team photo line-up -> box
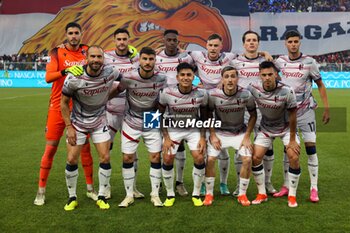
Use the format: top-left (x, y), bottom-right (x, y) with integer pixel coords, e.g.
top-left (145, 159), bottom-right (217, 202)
top-left (33, 21), bottom-right (330, 211)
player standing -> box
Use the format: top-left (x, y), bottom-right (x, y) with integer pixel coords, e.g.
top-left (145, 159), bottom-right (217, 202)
top-left (104, 28), bottom-right (143, 199)
top-left (34, 22), bottom-right (97, 206)
top-left (189, 33), bottom-right (237, 195)
top-left (274, 30), bottom-right (330, 202)
top-left (204, 66), bottom-right (257, 206)
top-left (61, 45), bottom-right (120, 210)
top-left (249, 61), bottom-right (301, 208)
top-left (156, 29), bottom-right (194, 196)
top-left (115, 47), bottom-right (166, 208)
top-left (159, 62), bottom-right (207, 207)
top-left (230, 30), bottom-right (277, 195)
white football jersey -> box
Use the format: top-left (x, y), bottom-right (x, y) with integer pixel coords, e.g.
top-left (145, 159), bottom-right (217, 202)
top-left (156, 50), bottom-right (194, 86)
top-left (104, 49), bottom-right (139, 116)
top-left (62, 66), bottom-right (121, 131)
top-left (190, 51), bottom-right (237, 90)
top-left (208, 87), bottom-right (255, 134)
top-left (275, 54), bottom-right (321, 116)
top-left (248, 82), bottom-right (297, 136)
top-left (230, 54), bottom-right (265, 88)
top-left (120, 70), bottom-right (167, 131)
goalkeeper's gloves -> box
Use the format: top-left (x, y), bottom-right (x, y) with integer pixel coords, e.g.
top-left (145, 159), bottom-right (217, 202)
top-left (61, 65), bottom-right (84, 76)
top-left (128, 45), bottom-right (138, 59)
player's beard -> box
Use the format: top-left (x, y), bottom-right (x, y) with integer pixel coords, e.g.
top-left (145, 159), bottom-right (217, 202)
top-left (208, 51), bottom-right (219, 61)
top-left (68, 39), bottom-right (80, 47)
top-left (263, 80), bottom-right (275, 91)
top-left (88, 62), bottom-right (103, 73)
top-left (140, 64), bottom-right (154, 73)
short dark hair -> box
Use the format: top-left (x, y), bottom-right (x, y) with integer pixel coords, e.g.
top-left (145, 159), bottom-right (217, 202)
top-left (139, 47), bottom-right (156, 56)
top-left (221, 66), bottom-right (238, 77)
top-left (242, 30), bottom-right (260, 43)
top-left (177, 62), bottom-right (196, 73)
top-left (65, 22), bottom-right (82, 32)
top-left (285, 30), bottom-right (302, 40)
top-left (113, 28), bottom-right (130, 37)
top-left (207, 33), bottom-right (222, 41)
top-left (259, 61), bottom-right (277, 72)
top-left (164, 29), bottom-right (178, 36)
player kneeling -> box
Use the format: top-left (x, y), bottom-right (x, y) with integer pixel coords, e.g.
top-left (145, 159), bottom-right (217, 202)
top-left (204, 66), bottom-right (257, 206)
top-left (159, 62), bottom-right (207, 207)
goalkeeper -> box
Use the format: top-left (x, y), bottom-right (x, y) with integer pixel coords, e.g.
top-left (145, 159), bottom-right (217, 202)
top-left (34, 22), bottom-right (98, 206)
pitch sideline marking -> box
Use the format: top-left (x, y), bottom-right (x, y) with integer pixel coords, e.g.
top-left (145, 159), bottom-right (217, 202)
top-left (0, 92), bottom-right (50, 100)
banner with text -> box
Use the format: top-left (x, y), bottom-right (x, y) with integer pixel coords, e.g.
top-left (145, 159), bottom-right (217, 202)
top-left (251, 12), bottom-right (350, 55)
top-left (1, 71), bottom-right (349, 88)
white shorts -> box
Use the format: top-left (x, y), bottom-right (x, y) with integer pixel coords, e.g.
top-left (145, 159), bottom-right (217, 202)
top-left (121, 121), bottom-right (161, 154)
top-left (297, 108), bottom-right (316, 143)
top-left (167, 129), bottom-right (201, 155)
top-left (106, 112), bottom-right (123, 141)
top-left (207, 132), bottom-right (252, 157)
top-left (71, 125), bottom-right (111, 146)
top-left (254, 129), bottom-right (300, 148)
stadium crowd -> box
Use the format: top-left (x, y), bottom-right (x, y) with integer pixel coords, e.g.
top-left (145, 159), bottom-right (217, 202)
top-left (248, 0), bottom-right (350, 12)
top-left (1, 0), bottom-right (349, 72)
top-left (0, 52), bottom-right (47, 71)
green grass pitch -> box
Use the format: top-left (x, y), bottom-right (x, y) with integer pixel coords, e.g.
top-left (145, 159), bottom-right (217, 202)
top-left (0, 88), bottom-right (349, 233)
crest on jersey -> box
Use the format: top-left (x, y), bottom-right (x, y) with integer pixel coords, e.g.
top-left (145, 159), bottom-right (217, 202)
top-left (191, 98), bottom-right (197, 105)
top-left (299, 64), bottom-right (304, 70)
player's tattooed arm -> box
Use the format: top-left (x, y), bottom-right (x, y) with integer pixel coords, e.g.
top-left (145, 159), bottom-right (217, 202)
top-left (241, 108), bottom-right (257, 153)
top-left (208, 109), bottom-right (221, 151)
top-left (315, 79), bottom-right (330, 124)
top-left (286, 107), bottom-right (300, 155)
top-left (198, 106), bottom-right (208, 154)
top-left (61, 94), bottom-right (76, 146)
top-left (158, 102), bottom-right (174, 155)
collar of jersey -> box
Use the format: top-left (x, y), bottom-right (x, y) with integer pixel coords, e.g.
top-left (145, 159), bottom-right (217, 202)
top-left (288, 52), bottom-right (303, 61)
top-left (177, 84), bottom-right (192, 95)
